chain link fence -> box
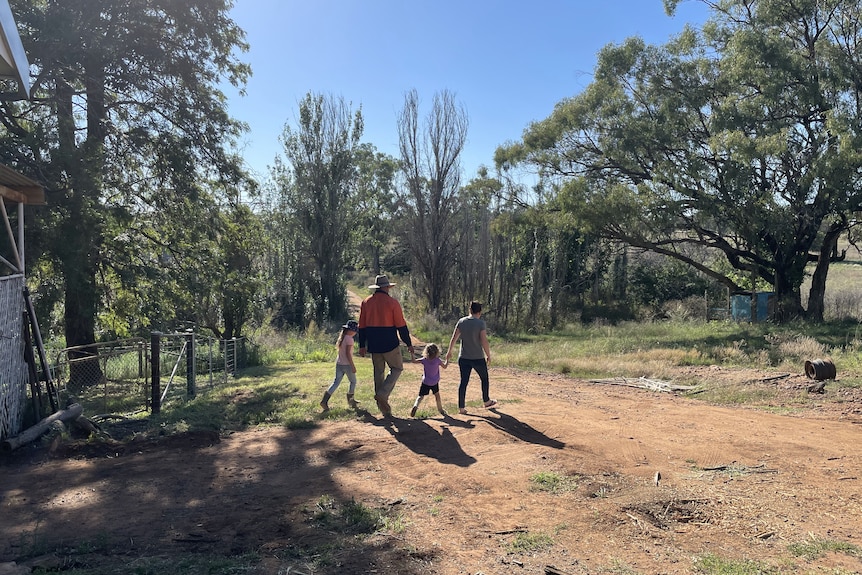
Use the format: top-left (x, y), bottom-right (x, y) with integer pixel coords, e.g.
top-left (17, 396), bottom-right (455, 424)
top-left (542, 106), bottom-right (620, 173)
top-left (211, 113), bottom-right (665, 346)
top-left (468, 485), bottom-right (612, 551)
top-left (0, 274), bottom-right (27, 440)
top-left (51, 334), bottom-right (248, 419)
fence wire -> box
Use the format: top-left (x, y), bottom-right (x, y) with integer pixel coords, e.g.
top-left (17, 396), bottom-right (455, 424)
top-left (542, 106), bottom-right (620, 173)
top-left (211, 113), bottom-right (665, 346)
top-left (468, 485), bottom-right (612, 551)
top-left (0, 275), bottom-right (27, 440)
top-left (50, 334), bottom-right (247, 419)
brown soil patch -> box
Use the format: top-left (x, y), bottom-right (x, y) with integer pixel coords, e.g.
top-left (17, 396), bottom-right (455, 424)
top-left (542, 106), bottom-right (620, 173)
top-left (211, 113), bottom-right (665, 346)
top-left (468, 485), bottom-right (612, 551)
top-left (2, 365), bottom-right (862, 574)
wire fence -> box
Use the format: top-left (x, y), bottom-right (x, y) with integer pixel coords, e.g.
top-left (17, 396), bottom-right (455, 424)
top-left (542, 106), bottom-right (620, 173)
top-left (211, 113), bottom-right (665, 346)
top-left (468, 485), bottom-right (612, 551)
top-left (51, 334), bottom-right (248, 418)
top-left (0, 274), bottom-right (27, 440)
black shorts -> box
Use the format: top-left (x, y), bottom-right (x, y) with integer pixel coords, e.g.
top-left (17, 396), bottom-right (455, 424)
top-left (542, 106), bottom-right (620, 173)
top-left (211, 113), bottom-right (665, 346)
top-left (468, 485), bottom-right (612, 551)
top-left (418, 383), bottom-right (440, 396)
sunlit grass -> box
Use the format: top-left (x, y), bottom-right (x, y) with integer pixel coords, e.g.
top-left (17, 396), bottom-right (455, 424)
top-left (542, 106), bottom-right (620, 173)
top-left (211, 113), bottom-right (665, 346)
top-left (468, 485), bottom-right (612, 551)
top-left (529, 471), bottom-right (580, 494)
top-left (788, 536), bottom-right (862, 560)
top-left (693, 553), bottom-right (780, 574)
top-left (505, 530), bottom-right (554, 554)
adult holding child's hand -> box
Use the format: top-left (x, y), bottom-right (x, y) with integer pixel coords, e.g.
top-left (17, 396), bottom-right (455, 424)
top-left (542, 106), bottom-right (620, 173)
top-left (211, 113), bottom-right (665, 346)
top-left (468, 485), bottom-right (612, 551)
top-left (357, 275), bottom-right (414, 417)
top-left (446, 301), bottom-right (496, 415)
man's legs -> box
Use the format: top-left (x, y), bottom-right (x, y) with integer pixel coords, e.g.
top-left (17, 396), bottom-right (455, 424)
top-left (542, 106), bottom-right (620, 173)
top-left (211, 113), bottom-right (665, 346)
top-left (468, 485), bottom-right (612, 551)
top-left (379, 347), bottom-right (404, 398)
top-left (371, 353), bottom-right (389, 414)
top-left (372, 348), bottom-right (403, 415)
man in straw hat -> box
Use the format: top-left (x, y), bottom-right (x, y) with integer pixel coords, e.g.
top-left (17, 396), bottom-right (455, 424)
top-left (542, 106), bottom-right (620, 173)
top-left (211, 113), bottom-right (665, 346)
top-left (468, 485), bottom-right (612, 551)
top-left (357, 275), bottom-right (414, 416)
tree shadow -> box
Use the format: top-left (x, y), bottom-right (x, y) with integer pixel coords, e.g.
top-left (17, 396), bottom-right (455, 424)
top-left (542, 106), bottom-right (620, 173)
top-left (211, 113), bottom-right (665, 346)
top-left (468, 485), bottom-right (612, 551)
top-left (362, 413), bottom-right (476, 467)
top-left (476, 408), bottom-right (566, 449)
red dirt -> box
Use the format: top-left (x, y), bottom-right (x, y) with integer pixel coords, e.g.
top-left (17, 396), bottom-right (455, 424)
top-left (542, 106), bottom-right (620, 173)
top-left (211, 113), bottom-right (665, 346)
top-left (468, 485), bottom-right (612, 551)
top-left (2, 364), bottom-right (862, 574)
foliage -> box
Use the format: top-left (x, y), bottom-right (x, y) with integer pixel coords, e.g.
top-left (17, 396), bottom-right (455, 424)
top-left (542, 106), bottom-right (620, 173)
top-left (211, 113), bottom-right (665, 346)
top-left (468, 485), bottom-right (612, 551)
top-left (628, 253), bottom-right (718, 317)
top-left (2, 0), bottom-right (255, 347)
top-left (352, 143), bottom-right (400, 274)
top-left (501, 0), bottom-right (862, 323)
top-left (397, 89), bottom-right (468, 313)
top-left (268, 92), bottom-right (363, 327)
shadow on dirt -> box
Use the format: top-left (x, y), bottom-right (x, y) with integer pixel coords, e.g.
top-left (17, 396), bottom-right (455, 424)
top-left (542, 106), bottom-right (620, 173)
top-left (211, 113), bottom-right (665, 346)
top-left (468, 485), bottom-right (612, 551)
top-left (477, 408), bottom-right (566, 449)
top-left (362, 412), bottom-right (477, 467)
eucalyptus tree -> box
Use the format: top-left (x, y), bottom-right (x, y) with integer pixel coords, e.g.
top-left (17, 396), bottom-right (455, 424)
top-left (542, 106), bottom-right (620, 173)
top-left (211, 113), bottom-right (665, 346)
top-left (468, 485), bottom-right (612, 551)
top-left (397, 89), bottom-right (468, 313)
top-left (0, 0), bottom-right (252, 383)
top-left (273, 92), bottom-right (363, 326)
top-left (499, 0), bottom-right (862, 322)
top-left (353, 143), bottom-right (399, 275)
top-left (456, 168), bottom-right (500, 309)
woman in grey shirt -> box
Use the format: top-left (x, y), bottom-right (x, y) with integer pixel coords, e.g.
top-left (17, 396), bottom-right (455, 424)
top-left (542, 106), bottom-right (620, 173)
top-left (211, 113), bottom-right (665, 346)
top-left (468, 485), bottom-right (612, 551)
top-left (446, 301), bottom-right (497, 414)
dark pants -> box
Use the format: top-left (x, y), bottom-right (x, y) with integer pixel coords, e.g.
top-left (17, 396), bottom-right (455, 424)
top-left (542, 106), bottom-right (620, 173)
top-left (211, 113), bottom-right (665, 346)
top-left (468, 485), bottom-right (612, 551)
top-left (458, 357), bottom-right (490, 408)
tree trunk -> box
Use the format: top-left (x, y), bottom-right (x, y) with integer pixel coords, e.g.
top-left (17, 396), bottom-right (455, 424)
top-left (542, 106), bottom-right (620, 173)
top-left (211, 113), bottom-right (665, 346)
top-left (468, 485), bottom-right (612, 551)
top-left (772, 265), bottom-right (805, 322)
top-left (806, 223), bottom-right (843, 322)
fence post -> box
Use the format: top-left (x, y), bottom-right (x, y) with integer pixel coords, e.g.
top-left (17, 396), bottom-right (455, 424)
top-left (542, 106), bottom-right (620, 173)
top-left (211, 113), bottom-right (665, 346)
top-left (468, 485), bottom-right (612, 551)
top-left (151, 332), bottom-right (161, 414)
top-left (233, 338), bottom-right (238, 374)
top-left (186, 332), bottom-right (196, 399)
top-left (208, 337), bottom-right (213, 389)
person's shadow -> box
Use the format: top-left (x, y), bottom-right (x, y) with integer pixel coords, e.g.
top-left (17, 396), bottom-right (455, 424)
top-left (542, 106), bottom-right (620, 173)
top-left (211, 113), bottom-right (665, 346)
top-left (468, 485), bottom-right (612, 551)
top-left (363, 412), bottom-right (476, 467)
top-left (476, 408), bottom-right (566, 449)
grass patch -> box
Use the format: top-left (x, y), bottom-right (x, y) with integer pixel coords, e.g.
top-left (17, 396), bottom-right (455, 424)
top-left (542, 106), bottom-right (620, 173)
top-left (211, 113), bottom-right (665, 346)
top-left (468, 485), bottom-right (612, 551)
top-left (312, 496), bottom-right (403, 536)
top-left (788, 537), bottom-right (862, 560)
top-left (694, 553), bottom-right (780, 574)
top-left (505, 531), bottom-right (554, 554)
top-left (529, 471), bottom-right (579, 494)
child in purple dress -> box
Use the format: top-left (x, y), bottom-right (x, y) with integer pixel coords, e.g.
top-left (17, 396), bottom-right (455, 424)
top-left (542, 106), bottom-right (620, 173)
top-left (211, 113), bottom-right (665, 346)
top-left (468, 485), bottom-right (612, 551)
top-left (410, 343), bottom-right (449, 417)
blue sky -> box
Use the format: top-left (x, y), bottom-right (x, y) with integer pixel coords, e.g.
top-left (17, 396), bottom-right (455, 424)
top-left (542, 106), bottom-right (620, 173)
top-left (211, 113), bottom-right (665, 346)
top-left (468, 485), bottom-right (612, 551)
top-left (225, 0), bottom-right (711, 181)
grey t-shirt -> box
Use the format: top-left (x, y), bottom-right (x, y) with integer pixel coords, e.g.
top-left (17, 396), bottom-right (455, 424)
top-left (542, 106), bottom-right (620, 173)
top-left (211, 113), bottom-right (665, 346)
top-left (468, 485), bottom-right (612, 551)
top-left (456, 315), bottom-right (486, 360)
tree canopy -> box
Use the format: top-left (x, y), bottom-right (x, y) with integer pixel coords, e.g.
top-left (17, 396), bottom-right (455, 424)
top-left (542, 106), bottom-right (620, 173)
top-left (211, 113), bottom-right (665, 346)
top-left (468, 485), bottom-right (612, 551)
top-left (499, 0), bottom-right (862, 322)
top-left (0, 0), bottom-right (256, 354)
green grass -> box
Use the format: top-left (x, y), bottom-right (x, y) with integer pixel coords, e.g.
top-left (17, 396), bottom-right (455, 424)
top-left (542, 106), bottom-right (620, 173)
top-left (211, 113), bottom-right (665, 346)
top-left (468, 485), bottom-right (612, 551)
top-left (129, 317), bottom-right (862, 434)
top-left (529, 471), bottom-right (580, 494)
top-left (493, 319), bottom-right (862, 374)
top-left (788, 537), bottom-right (862, 560)
top-left (505, 531), bottom-right (554, 554)
top-left (694, 553), bottom-right (780, 574)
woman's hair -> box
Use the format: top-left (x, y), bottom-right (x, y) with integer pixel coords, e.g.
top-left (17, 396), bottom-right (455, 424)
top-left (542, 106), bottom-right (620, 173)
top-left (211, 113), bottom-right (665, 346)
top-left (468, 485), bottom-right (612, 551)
top-left (470, 301), bottom-right (482, 314)
top-left (423, 343), bottom-right (440, 359)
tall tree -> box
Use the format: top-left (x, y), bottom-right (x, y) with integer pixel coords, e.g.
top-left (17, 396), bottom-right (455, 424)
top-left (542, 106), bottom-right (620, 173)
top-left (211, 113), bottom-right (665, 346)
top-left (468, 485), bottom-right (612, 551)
top-left (273, 92), bottom-right (363, 326)
top-left (353, 143), bottom-right (399, 275)
top-left (397, 89), bottom-right (468, 313)
top-left (456, 168), bottom-right (500, 311)
top-left (500, 0), bottom-right (862, 322)
top-left (0, 0), bottom-right (251, 381)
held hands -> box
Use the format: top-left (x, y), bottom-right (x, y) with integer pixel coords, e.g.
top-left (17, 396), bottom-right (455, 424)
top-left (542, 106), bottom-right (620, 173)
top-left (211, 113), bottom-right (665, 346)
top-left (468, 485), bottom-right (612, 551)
top-left (359, 347), bottom-right (366, 358)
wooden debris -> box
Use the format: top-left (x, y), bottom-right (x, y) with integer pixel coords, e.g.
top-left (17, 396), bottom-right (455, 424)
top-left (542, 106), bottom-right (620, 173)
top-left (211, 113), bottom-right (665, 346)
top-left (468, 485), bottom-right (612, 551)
top-left (759, 374), bottom-right (791, 383)
top-left (587, 377), bottom-right (695, 393)
top-left (545, 566), bottom-right (576, 575)
top-left (1, 403), bottom-right (83, 451)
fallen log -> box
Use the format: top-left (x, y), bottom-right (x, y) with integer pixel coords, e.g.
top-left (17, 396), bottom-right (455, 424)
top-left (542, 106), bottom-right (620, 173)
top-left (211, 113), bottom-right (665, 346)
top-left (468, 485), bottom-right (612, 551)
top-left (1, 403), bottom-right (83, 452)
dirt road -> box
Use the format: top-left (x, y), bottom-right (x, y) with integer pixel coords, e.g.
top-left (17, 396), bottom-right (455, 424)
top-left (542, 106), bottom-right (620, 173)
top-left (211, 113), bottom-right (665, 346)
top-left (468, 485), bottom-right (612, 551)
top-left (2, 365), bottom-right (861, 574)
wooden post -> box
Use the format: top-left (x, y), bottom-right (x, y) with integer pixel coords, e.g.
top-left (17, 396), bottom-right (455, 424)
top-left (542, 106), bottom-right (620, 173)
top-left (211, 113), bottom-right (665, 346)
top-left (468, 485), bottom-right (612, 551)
top-left (185, 332), bottom-right (196, 399)
top-left (150, 332), bottom-right (161, 414)
top-left (23, 287), bottom-right (57, 411)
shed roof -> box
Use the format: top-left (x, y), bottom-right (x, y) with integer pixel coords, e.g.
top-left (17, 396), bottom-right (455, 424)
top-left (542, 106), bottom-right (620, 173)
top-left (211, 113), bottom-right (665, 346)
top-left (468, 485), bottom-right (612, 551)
top-left (0, 0), bottom-right (30, 99)
top-left (0, 163), bottom-right (45, 205)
